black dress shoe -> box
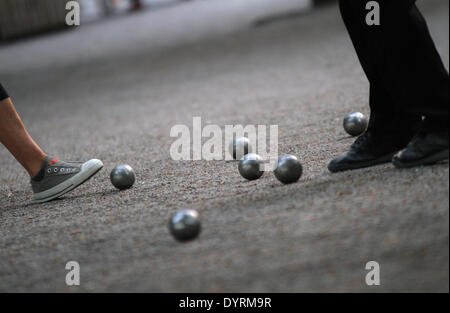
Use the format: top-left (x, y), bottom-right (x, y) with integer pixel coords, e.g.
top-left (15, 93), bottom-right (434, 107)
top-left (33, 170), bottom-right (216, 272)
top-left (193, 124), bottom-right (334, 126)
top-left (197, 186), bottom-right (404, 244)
top-left (328, 130), bottom-right (410, 173)
top-left (392, 129), bottom-right (449, 168)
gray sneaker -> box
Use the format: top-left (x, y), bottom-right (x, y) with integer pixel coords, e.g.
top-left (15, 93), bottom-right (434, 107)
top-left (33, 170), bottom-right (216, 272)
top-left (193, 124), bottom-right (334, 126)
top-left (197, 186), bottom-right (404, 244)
top-left (31, 157), bottom-right (104, 203)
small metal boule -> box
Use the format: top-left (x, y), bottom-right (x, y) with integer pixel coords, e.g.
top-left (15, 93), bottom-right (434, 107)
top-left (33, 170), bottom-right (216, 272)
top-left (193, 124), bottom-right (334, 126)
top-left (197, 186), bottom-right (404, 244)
top-left (274, 154), bottom-right (303, 184)
top-left (343, 112), bottom-right (368, 137)
top-left (238, 153), bottom-right (264, 181)
top-left (229, 137), bottom-right (251, 160)
top-left (169, 209), bottom-right (201, 242)
top-left (110, 165), bottom-right (135, 190)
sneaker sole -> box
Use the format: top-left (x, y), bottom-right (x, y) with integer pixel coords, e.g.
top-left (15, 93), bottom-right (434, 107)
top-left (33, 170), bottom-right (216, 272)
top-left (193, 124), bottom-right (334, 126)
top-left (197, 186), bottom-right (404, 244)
top-left (33, 159), bottom-right (104, 204)
top-left (329, 153), bottom-right (395, 173)
top-left (392, 149), bottom-right (449, 169)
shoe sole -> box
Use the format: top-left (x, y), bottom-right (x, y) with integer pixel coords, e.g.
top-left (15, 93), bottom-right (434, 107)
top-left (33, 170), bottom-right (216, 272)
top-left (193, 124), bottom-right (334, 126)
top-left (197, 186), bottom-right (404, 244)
top-left (392, 149), bottom-right (449, 169)
top-left (329, 153), bottom-right (395, 173)
top-left (33, 159), bottom-right (104, 204)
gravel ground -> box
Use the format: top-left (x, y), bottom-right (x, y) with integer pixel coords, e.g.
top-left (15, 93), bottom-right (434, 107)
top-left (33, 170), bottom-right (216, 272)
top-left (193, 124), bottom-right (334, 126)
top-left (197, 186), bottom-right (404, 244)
top-left (0, 0), bottom-right (448, 292)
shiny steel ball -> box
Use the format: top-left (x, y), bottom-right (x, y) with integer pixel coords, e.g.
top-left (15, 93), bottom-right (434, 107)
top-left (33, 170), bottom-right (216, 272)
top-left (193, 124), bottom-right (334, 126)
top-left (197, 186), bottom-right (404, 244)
top-left (110, 165), bottom-right (135, 190)
top-left (274, 154), bottom-right (303, 184)
top-left (229, 137), bottom-right (251, 160)
top-left (168, 209), bottom-right (201, 242)
top-left (238, 153), bottom-right (264, 181)
top-left (343, 112), bottom-right (368, 137)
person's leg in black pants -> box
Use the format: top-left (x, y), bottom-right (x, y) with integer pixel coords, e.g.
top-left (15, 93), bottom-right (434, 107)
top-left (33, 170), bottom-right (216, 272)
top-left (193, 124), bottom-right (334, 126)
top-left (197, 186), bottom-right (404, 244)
top-left (377, 2), bottom-right (449, 123)
top-left (0, 82), bottom-right (8, 101)
top-left (329, 0), bottom-right (449, 172)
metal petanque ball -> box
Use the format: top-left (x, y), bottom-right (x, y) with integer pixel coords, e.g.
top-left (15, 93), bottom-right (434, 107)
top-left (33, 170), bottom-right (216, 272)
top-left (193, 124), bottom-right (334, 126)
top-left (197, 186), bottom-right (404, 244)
top-left (229, 137), bottom-right (251, 160)
top-left (169, 209), bottom-right (201, 242)
top-left (110, 165), bottom-right (135, 190)
top-left (274, 154), bottom-right (303, 184)
top-left (238, 153), bottom-right (264, 181)
top-left (343, 112), bottom-right (368, 137)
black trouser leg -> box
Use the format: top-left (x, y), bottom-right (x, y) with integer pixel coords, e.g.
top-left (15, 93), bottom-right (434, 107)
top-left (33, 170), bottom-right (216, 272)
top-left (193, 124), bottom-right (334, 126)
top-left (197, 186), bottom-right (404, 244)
top-left (339, 0), bottom-right (449, 131)
top-left (0, 83), bottom-right (9, 101)
top-left (339, 0), bottom-right (414, 132)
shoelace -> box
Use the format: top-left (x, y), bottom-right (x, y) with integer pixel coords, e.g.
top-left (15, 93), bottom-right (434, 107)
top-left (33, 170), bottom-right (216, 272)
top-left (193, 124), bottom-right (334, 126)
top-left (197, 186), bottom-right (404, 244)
top-left (351, 131), bottom-right (371, 149)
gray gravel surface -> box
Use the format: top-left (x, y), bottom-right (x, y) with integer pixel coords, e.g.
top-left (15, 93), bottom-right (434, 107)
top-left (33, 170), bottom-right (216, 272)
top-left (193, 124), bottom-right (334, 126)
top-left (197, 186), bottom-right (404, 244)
top-left (0, 0), bottom-right (448, 292)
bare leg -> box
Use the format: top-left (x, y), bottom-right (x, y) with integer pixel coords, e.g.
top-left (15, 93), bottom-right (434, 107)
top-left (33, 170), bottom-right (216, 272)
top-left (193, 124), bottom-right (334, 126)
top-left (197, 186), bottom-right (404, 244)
top-left (0, 97), bottom-right (47, 177)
